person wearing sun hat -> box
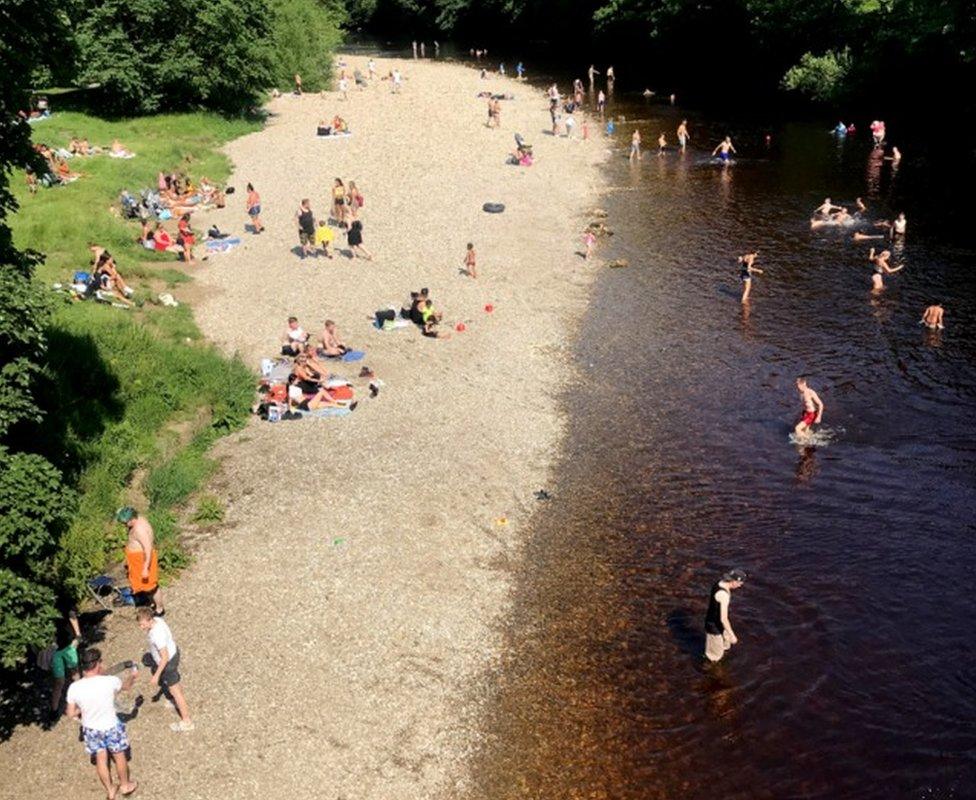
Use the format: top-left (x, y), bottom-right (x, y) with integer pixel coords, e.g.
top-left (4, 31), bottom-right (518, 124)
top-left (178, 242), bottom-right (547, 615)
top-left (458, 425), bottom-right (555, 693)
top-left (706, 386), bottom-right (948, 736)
top-left (704, 568), bottom-right (746, 663)
top-left (117, 506), bottom-right (164, 615)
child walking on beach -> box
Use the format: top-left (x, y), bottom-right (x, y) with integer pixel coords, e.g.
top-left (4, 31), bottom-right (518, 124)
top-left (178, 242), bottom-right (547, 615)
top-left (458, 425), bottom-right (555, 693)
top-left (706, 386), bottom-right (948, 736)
top-left (246, 183), bottom-right (264, 234)
top-left (583, 230), bottom-right (596, 260)
top-left (464, 243), bottom-right (477, 278)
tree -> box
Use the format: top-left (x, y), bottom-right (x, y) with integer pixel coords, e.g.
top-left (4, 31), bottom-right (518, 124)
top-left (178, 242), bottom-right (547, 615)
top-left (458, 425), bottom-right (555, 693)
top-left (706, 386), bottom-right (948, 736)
top-left (75, 0), bottom-right (276, 115)
top-left (269, 0), bottom-right (346, 92)
top-left (0, 0), bottom-right (77, 666)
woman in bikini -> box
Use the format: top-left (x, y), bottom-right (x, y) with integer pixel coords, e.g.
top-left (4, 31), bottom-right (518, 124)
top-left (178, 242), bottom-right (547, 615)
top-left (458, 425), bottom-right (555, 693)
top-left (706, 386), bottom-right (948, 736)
top-left (868, 247), bottom-right (903, 291)
top-left (332, 178), bottom-right (347, 228)
top-left (177, 214), bottom-right (195, 263)
top-left (346, 181), bottom-right (364, 221)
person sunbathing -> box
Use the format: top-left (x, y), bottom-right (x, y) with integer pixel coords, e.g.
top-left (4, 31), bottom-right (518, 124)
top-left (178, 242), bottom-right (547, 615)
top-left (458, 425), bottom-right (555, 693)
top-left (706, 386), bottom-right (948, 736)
top-left (110, 139), bottom-right (133, 157)
top-left (53, 157), bottom-right (79, 183)
top-left (282, 317), bottom-right (309, 355)
top-left (286, 376), bottom-right (354, 412)
top-left (91, 250), bottom-right (133, 302)
top-left (332, 115), bottom-right (348, 133)
top-left (320, 320), bottom-right (349, 357)
top-left (177, 214), bottom-right (196, 263)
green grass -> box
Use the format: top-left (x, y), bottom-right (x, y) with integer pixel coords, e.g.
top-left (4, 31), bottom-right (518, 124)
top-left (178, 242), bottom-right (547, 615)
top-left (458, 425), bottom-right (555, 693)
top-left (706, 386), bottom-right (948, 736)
top-left (9, 111), bottom-right (261, 596)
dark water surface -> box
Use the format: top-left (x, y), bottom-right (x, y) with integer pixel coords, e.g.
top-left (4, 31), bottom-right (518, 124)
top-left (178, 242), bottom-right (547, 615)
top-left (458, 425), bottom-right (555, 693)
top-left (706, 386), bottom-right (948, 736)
top-left (466, 79), bottom-right (976, 798)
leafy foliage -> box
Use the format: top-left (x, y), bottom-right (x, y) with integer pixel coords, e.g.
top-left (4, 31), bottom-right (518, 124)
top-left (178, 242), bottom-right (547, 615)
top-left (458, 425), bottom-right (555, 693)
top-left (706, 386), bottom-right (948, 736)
top-left (270, 0), bottom-right (346, 92)
top-left (782, 49), bottom-right (853, 102)
top-left (74, 0), bottom-right (276, 115)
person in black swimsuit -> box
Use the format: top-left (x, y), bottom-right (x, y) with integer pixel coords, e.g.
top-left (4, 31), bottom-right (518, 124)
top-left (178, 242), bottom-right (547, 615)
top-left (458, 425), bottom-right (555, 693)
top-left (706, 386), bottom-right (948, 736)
top-left (737, 252), bottom-right (763, 303)
top-left (296, 199), bottom-right (316, 258)
top-left (704, 569), bottom-right (746, 662)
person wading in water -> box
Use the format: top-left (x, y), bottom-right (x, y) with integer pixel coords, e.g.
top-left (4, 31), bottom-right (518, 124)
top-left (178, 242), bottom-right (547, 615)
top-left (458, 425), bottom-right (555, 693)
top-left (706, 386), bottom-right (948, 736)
top-left (704, 569), bottom-right (746, 663)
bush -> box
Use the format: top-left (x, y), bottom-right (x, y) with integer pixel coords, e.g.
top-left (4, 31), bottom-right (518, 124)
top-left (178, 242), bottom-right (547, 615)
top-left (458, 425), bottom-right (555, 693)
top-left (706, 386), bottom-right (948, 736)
top-left (782, 48), bottom-right (853, 102)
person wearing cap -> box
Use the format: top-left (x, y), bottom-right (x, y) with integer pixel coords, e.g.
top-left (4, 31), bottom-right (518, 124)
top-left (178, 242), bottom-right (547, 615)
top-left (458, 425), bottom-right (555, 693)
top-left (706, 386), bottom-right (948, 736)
top-left (117, 507), bottom-right (164, 615)
top-left (66, 648), bottom-right (139, 798)
top-left (704, 569), bottom-right (746, 662)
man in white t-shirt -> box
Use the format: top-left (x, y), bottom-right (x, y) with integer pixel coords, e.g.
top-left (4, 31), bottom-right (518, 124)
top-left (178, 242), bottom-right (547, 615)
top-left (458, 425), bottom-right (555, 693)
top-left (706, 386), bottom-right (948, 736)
top-left (65, 648), bottom-right (139, 798)
top-left (136, 607), bottom-right (193, 731)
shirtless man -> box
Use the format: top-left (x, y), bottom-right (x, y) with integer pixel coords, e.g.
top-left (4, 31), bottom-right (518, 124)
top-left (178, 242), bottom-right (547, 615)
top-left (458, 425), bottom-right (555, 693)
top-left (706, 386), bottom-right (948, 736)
top-left (118, 507), bottom-right (164, 614)
top-left (630, 129), bottom-right (642, 161)
top-left (676, 119), bottom-right (690, 150)
top-left (794, 377), bottom-right (824, 441)
top-left (810, 208), bottom-right (852, 229)
top-left (606, 65), bottom-right (615, 85)
top-left (814, 197), bottom-right (844, 218)
top-left (588, 64), bottom-right (599, 86)
top-left (891, 212), bottom-right (907, 237)
top-left (737, 252), bottom-right (763, 303)
top-left (657, 133), bottom-right (667, 154)
top-left (712, 136), bottom-right (736, 162)
top-left (921, 304), bottom-right (945, 330)
top-left (320, 320), bottom-right (348, 356)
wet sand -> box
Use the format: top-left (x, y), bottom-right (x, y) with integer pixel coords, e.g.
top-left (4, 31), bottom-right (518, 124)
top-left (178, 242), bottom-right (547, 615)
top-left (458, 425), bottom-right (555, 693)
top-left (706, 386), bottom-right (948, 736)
top-left (0, 57), bottom-right (604, 799)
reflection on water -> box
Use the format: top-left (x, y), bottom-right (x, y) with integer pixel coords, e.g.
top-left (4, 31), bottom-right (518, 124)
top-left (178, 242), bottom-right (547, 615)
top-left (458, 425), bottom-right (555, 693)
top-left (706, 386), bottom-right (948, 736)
top-left (471, 91), bottom-right (976, 799)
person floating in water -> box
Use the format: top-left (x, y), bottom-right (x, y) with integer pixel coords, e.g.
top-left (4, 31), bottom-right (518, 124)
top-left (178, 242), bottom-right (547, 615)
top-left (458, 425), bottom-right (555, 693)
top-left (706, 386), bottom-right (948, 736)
top-left (738, 252), bottom-right (763, 303)
top-left (704, 569), bottom-right (746, 663)
top-left (712, 136), bottom-right (736, 163)
top-left (794, 376), bottom-right (824, 441)
top-left (868, 247), bottom-right (904, 291)
top-left (921, 303), bottom-right (945, 330)
top-left (676, 119), bottom-right (689, 150)
top-left (814, 197), bottom-right (844, 218)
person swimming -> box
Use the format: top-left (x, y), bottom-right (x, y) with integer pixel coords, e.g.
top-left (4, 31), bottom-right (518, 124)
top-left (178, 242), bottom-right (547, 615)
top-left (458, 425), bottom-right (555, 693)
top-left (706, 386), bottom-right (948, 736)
top-left (810, 208), bottom-right (852, 229)
top-left (814, 198), bottom-right (844, 218)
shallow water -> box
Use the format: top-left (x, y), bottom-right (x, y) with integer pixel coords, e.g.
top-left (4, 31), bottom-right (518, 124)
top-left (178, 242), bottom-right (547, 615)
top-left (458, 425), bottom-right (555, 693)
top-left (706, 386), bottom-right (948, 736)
top-left (469, 86), bottom-right (976, 798)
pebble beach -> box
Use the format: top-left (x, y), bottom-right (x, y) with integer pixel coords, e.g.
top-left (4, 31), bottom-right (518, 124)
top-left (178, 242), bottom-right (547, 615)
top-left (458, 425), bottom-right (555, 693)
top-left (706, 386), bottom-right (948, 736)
top-left (0, 56), bottom-right (606, 799)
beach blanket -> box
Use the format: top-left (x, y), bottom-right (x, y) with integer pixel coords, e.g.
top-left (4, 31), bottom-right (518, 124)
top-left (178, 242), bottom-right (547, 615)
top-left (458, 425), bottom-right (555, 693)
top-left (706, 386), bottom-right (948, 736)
top-left (299, 407), bottom-right (351, 419)
top-left (340, 350), bottom-right (365, 362)
top-left (316, 131), bottom-right (353, 140)
top-left (205, 237), bottom-right (241, 254)
top-left (372, 318), bottom-right (411, 331)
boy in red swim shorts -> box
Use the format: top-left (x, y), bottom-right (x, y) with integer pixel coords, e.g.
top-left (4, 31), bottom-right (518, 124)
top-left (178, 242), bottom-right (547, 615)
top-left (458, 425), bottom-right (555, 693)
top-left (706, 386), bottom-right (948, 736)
top-left (794, 377), bottom-right (824, 441)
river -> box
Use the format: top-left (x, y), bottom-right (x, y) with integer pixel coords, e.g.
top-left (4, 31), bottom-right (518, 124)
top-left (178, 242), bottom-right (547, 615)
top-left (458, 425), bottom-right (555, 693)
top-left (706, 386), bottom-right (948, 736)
top-left (461, 66), bottom-right (976, 799)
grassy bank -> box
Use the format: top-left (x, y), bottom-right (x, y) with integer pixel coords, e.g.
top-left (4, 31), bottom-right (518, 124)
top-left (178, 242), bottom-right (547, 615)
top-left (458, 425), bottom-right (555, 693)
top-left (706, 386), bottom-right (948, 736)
top-left (10, 111), bottom-right (260, 596)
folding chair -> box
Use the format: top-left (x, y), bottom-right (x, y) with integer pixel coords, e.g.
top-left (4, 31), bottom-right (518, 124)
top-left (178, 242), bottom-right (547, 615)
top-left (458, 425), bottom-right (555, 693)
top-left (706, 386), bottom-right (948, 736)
top-left (86, 575), bottom-right (135, 610)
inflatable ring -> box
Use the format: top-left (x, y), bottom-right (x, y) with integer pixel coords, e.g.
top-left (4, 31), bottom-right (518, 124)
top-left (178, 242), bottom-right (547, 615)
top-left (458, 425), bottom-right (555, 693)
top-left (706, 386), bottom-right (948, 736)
top-left (483, 202), bottom-right (505, 213)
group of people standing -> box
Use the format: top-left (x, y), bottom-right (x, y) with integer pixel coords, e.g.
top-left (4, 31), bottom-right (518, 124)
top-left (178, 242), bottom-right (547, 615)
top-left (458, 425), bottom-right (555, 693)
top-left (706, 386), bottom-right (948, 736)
top-left (54, 507), bottom-right (193, 798)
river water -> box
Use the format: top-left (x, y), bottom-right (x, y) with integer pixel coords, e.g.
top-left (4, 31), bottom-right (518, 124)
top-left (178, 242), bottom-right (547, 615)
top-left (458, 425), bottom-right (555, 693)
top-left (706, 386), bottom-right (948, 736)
top-left (462, 73), bottom-right (976, 798)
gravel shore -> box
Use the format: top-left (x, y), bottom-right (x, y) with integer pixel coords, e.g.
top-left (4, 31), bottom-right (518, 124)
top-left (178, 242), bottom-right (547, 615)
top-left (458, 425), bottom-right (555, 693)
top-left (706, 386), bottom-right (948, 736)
top-left (0, 56), bottom-right (605, 799)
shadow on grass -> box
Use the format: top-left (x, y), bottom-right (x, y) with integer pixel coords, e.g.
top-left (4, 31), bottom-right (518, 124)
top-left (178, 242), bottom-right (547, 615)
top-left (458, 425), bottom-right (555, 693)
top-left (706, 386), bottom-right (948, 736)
top-left (8, 328), bottom-right (124, 480)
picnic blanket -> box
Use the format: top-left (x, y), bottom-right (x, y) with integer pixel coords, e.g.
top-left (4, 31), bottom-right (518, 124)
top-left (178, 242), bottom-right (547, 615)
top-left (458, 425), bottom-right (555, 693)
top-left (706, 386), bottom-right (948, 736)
top-left (372, 318), bottom-right (411, 331)
top-left (299, 407), bottom-right (351, 418)
top-left (205, 236), bottom-right (241, 254)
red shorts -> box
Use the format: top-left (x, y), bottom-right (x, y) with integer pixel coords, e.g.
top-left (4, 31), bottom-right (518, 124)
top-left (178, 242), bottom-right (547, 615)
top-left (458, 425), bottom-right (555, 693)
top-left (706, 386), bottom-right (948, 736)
top-left (800, 411), bottom-right (816, 426)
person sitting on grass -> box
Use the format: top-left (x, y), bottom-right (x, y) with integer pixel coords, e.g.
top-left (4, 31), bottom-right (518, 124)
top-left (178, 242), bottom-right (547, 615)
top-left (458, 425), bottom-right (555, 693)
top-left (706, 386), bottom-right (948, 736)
top-left (90, 247), bottom-right (134, 300)
top-left (314, 219), bottom-right (335, 258)
top-left (110, 139), bottom-right (133, 158)
top-left (320, 320), bottom-right (349, 357)
top-left (152, 223), bottom-right (181, 255)
top-left (281, 316), bottom-right (309, 356)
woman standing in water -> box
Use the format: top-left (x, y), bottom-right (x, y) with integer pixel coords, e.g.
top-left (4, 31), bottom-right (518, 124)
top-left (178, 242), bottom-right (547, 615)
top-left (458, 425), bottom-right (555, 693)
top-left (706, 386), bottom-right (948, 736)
top-left (738, 252), bottom-right (763, 303)
top-left (868, 247), bottom-right (904, 291)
